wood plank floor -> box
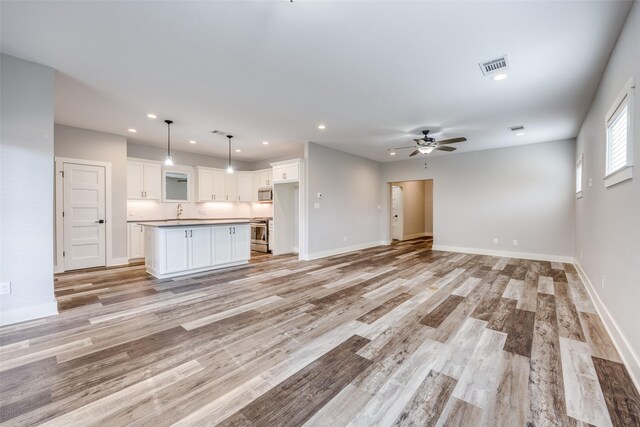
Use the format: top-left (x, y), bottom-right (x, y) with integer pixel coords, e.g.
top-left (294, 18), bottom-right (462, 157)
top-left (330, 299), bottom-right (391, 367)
top-left (1, 238), bottom-right (639, 426)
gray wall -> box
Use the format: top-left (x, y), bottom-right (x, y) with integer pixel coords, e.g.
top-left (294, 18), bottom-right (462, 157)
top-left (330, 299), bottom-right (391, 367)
top-left (127, 141), bottom-right (253, 171)
top-left (1, 54), bottom-right (57, 324)
top-left (306, 142), bottom-right (383, 255)
top-left (249, 151), bottom-right (305, 171)
top-left (55, 125), bottom-right (128, 261)
top-left (382, 139), bottom-right (576, 259)
top-left (575, 1), bottom-right (640, 383)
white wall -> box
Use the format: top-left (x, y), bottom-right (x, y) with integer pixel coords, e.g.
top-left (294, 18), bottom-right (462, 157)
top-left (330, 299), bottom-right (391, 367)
top-left (0, 54), bottom-right (57, 325)
top-left (575, 1), bottom-right (640, 385)
top-left (382, 139), bottom-right (576, 261)
top-left (305, 142), bottom-right (383, 257)
top-left (55, 124), bottom-right (128, 262)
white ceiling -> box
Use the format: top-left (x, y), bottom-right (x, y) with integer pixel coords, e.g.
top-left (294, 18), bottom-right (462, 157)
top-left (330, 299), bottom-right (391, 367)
top-left (0, 1), bottom-right (632, 162)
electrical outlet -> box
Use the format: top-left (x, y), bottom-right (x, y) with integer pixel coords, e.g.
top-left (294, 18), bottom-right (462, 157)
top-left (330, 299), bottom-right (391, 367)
top-left (600, 276), bottom-right (605, 289)
top-left (0, 282), bottom-right (11, 296)
top-left (493, 238), bottom-right (498, 244)
top-left (343, 236), bottom-right (348, 242)
top-left (513, 240), bottom-right (518, 246)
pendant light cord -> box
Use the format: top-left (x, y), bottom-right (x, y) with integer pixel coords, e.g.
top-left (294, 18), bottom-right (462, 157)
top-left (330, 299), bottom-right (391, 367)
top-left (165, 120), bottom-right (173, 158)
top-left (227, 135), bottom-right (233, 168)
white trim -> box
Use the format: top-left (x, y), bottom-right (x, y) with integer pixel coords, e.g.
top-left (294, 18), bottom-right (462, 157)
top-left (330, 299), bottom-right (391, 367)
top-left (574, 261), bottom-right (640, 392)
top-left (302, 240), bottom-right (386, 261)
top-left (0, 301), bottom-right (58, 326)
top-left (432, 244), bottom-right (574, 263)
top-left (604, 76), bottom-right (635, 182)
top-left (604, 165), bottom-right (633, 188)
top-left (55, 157), bottom-right (115, 272)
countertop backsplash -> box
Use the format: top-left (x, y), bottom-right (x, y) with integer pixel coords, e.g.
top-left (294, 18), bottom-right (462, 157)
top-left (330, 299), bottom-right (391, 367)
top-left (127, 200), bottom-right (273, 221)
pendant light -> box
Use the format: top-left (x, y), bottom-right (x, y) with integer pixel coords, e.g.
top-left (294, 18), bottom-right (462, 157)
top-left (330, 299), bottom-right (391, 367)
top-left (164, 119), bottom-right (174, 166)
top-left (226, 134), bottom-right (234, 174)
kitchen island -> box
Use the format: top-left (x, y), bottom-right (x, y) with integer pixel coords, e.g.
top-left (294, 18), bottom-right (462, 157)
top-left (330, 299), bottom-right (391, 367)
top-left (140, 219), bottom-right (250, 279)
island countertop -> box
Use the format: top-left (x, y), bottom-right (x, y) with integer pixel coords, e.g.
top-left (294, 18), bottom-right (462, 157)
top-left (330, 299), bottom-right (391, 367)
top-left (137, 219), bottom-right (250, 227)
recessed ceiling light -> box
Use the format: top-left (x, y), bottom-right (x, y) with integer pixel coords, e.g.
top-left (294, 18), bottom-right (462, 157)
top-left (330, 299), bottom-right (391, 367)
top-left (146, 113), bottom-right (157, 119)
top-left (389, 151), bottom-right (396, 156)
top-left (262, 141), bottom-right (269, 145)
top-left (235, 149), bottom-right (241, 153)
top-left (189, 140), bottom-right (196, 144)
top-left (128, 128), bottom-right (137, 133)
top-left (492, 73), bottom-right (507, 81)
top-left (317, 124), bottom-right (326, 130)
top-left (516, 132), bottom-right (525, 136)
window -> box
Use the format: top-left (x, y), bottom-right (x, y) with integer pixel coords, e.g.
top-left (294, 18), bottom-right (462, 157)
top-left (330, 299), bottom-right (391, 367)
top-left (576, 157), bottom-right (583, 198)
top-left (604, 77), bottom-right (634, 188)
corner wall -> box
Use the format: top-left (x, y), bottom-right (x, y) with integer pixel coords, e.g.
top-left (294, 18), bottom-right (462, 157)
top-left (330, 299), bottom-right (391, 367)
top-left (1, 54), bottom-right (57, 325)
top-left (382, 139), bottom-right (576, 261)
top-left (305, 142), bottom-right (383, 258)
top-left (575, 1), bottom-right (640, 385)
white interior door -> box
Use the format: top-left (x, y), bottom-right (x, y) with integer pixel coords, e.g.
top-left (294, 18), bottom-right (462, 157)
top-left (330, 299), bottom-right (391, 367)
top-left (391, 185), bottom-right (403, 241)
top-left (63, 163), bottom-right (106, 270)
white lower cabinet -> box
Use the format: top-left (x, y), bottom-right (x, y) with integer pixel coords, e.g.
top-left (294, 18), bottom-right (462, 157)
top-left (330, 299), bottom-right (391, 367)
top-left (128, 223), bottom-right (145, 259)
top-left (143, 223), bottom-right (250, 278)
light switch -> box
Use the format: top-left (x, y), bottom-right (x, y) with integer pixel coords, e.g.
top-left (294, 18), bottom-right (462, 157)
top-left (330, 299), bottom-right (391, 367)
top-left (314, 203), bottom-right (320, 209)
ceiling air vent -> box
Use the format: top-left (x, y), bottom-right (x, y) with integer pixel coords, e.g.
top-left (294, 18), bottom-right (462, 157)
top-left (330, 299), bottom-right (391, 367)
top-left (479, 55), bottom-right (509, 77)
top-left (509, 125), bottom-right (524, 132)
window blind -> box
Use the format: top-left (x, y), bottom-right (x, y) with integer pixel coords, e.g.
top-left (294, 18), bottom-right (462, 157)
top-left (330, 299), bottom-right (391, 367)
top-left (607, 104), bottom-right (628, 174)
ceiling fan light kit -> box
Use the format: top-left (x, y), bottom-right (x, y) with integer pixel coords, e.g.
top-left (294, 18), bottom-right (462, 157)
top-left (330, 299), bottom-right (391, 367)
top-left (399, 129), bottom-right (467, 157)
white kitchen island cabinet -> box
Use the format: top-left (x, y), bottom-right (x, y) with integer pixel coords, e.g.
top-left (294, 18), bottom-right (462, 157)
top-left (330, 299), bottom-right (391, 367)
top-left (140, 220), bottom-right (250, 279)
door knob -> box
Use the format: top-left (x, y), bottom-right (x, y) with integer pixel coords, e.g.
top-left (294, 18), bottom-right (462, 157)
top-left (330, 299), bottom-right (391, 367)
top-left (95, 219), bottom-right (105, 223)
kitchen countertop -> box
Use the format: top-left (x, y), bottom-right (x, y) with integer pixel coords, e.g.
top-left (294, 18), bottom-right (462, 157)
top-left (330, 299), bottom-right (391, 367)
top-left (137, 219), bottom-right (251, 227)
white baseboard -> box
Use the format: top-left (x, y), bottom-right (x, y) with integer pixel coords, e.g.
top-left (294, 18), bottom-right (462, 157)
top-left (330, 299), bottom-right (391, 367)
top-left (0, 301), bottom-right (58, 326)
top-left (108, 257), bottom-right (129, 267)
top-left (574, 261), bottom-right (640, 392)
top-left (302, 240), bottom-right (386, 261)
top-left (431, 245), bottom-right (574, 263)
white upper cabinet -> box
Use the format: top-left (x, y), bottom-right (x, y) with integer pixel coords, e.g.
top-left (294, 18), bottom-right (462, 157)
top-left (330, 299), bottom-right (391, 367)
top-left (236, 173), bottom-right (253, 202)
top-left (196, 168), bottom-right (215, 202)
top-left (272, 160), bottom-right (301, 183)
top-left (127, 160), bottom-right (161, 200)
top-left (225, 173), bottom-right (237, 202)
top-left (212, 171), bottom-right (226, 201)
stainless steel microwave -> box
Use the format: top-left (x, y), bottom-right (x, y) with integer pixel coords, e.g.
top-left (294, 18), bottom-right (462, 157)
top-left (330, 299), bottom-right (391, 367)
top-left (258, 187), bottom-right (273, 202)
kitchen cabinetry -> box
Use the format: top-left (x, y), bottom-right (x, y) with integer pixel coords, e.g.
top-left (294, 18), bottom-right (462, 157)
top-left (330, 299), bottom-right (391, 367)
top-left (236, 173), bottom-right (253, 202)
top-left (127, 160), bottom-right (161, 200)
top-left (142, 221), bottom-right (250, 278)
top-left (197, 167), bottom-right (250, 202)
top-left (127, 223), bottom-right (145, 259)
top-left (272, 160), bottom-right (300, 183)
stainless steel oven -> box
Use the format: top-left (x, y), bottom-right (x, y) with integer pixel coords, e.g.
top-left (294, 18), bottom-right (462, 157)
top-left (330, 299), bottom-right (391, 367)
top-left (250, 219), bottom-right (270, 253)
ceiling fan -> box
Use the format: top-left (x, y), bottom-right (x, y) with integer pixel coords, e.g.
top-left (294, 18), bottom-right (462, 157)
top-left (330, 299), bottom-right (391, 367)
top-left (394, 130), bottom-right (467, 156)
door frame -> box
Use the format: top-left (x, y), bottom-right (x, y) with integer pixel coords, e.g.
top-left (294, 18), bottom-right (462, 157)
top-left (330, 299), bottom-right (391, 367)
top-left (55, 157), bottom-right (114, 273)
top-left (391, 185), bottom-right (404, 240)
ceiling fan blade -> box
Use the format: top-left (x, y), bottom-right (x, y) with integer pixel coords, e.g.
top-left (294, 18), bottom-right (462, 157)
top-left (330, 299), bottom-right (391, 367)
top-left (436, 146), bottom-right (456, 152)
top-left (413, 138), bottom-right (425, 144)
top-left (393, 145), bottom-right (417, 150)
top-left (409, 149), bottom-right (420, 157)
top-left (437, 137), bottom-right (467, 145)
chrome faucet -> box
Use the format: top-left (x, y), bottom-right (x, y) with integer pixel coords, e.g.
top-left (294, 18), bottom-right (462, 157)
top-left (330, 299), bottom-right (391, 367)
top-left (177, 203), bottom-right (183, 219)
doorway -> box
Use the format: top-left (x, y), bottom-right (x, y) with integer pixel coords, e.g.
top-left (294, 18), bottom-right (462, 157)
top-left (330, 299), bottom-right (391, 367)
top-left (63, 163), bottom-right (107, 270)
top-left (389, 179), bottom-right (433, 242)
top-left (391, 185), bottom-right (404, 240)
